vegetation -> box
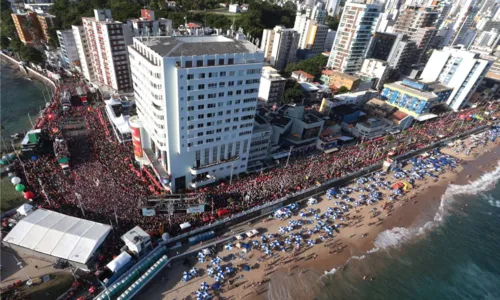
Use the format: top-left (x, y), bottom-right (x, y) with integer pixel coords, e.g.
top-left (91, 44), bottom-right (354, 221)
top-left (283, 79), bottom-right (304, 104)
top-left (337, 86), bottom-right (349, 94)
top-left (283, 55), bottom-right (328, 80)
top-left (325, 14), bottom-right (341, 31)
top-left (0, 176), bottom-right (26, 213)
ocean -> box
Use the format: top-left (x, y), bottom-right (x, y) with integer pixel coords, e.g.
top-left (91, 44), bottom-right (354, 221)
top-left (0, 60), bottom-right (48, 138)
top-left (316, 164), bottom-right (500, 300)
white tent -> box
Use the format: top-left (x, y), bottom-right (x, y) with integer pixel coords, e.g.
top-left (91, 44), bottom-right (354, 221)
top-left (3, 209), bottom-right (112, 265)
top-left (106, 251), bottom-right (132, 273)
top-left (180, 222), bottom-right (191, 230)
top-left (17, 204), bottom-right (33, 216)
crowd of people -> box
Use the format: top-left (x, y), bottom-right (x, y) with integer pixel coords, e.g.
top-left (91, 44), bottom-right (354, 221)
top-left (6, 79), bottom-right (495, 262)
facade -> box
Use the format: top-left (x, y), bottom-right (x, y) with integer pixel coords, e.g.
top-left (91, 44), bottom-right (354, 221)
top-left (357, 58), bottom-right (391, 90)
top-left (324, 29), bottom-right (336, 52)
top-left (81, 9), bottom-right (133, 92)
top-left (329, 71), bottom-right (360, 90)
top-left (127, 9), bottom-right (172, 36)
top-left (366, 32), bottom-right (397, 61)
top-left (11, 11), bottom-right (44, 45)
top-left (386, 34), bottom-right (416, 73)
top-left (258, 66), bottom-right (286, 107)
top-left (327, 1), bottom-right (382, 74)
top-left (260, 26), bottom-right (299, 71)
top-left (348, 117), bottom-right (395, 139)
top-left (382, 79), bottom-right (453, 117)
top-left (450, 0), bottom-right (478, 46)
top-left (36, 13), bottom-right (55, 42)
top-left (294, 3), bottom-right (327, 49)
top-left (297, 23), bottom-right (329, 59)
top-left (72, 25), bottom-right (94, 82)
top-left (128, 35), bottom-right (264, 191)
top-left (247, 116), bottom-right (273, 171)
top-left (420, 47), bottom-right (492, 110)
top-left (325, 0), bottom-right (341, 16)
top-left (57, 30), bottom-right (79, 67)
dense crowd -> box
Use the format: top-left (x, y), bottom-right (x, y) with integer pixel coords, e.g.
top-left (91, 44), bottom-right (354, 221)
top-left (10, 81), bottom-right (494, 262)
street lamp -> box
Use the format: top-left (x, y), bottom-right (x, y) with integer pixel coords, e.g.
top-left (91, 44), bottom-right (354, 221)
top-left (285, 146), bottom-right (294, 167)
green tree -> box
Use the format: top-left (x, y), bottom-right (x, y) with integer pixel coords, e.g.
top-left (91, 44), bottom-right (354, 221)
top-left (9, 36), bottom-right (23, 53)
top-left (0, 35), bottom-right (9, 49)
top-left (19, 45), bottom-right (44, 64)
top-left (337, 86), bottom-right (349, 94)
top-left (283, 55), bottom-right (328, 79)
top-left (325, 15), bottom-right (341, 31)
top-left (283, 79), bottom-right (304, 104)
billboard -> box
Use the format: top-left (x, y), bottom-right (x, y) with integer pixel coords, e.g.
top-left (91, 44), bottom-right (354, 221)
top-left (187, 204), bottom-right (206, 214)
top-left (142, 207), bottom-right (156, 217)
top-left (129, 116), bottom-right (143, 159)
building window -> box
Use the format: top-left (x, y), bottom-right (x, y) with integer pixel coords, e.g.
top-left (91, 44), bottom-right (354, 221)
top-left (218, 92), bottom-right (224, 97)
top-left (198, 104), bottom-right (204, 110)
top-left (198, 84), bottom-right (205, 90)
top-left (185, 61), bottom-right (192, 68)
top-left (197, 60), bottom-right (203, 67)
top-left (228, 58), bottom-right (234, 65)
top-left (198, 73), bottom-right (205, 79)
top-left (207, 59), bottom-right (215, 66)
top-left (219, 59), bottom-right (225, 65)
top-left (187, 74), bottom-right (194, 80)
top-left (198, 114), bottom-right (204, 119)
top-left (198, 95), bottom-right (205, 100)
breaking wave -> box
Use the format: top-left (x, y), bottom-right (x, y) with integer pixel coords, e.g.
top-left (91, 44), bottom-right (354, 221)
top-left (373, 161), bottom-right (500, 251)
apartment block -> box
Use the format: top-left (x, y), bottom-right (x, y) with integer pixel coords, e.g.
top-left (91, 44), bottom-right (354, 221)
top-left (81, 9), bottom-right (133, 92)
top-left (127, 9), bottom-right (172, 36)
top-left (57, 30), bottom-right (79, 67)
top-left (11, 11), bottom-right (44, 45)
top-left (258, 66), bottom-right (286, 107)
top-left (421, 46), bottom-right (492, 110)
top-left (260, 26), bottom-right (299, 71)
top-left (128, 35), bottom-right (264, 191)
top-left (327, 1), bottom-right (382, 74)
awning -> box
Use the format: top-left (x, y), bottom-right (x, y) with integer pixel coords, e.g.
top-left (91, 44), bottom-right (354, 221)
top-left (338, 136), bottom-right (354, 141)
top-left (324, 148), bottom-right (339, 154)
top-left (272, 151), bottom-right (291, 160)
top-left (415, 114), bottom-right (438, 122)
top-left (106, 251), bottom-right (132, 273)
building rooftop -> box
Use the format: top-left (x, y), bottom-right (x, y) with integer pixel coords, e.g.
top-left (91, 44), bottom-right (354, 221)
top-left (302, 113), bottom-right (322, 124)
top-left (293, 70), bottom-right (315, 79)
top-left (331, 71), bottom-right (359, 81)
top-left (136, 36), bottom-right (260, 57)
top-left (384, 81), bottom-right (438, 99)
top-left (270, 115), bottom-right (292, 127)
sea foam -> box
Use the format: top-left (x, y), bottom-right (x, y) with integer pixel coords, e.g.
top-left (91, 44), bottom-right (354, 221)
top-left (374, 161), bottom-right (500, 251)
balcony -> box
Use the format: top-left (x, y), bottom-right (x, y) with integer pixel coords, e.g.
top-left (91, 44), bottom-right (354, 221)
top-left (191, 174), bottom-right (216, 188)
top-left (190, 156), bottom-right (240, 175)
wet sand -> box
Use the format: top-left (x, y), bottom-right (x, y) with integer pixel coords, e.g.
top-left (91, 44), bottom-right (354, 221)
top-left (143, 138), bottom-right (499, 300)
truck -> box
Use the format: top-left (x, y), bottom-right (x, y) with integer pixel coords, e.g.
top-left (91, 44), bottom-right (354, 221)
top-left (75, 87), bottom-right (88, 106)
top-left (54, 138), bottom-right (70, 174)
top-left (60, 90), bottom-right (71, 111)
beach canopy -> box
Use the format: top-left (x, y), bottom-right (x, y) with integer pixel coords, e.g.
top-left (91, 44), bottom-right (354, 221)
top-left (180, 222), bottom-right (191, 230)
top-left (392, 182), bottom-right (404, 189)
top-left (242, 265), bottom-right (250, 271)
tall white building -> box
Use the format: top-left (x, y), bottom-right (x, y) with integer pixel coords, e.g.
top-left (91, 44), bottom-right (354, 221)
top-left (327, 1), bottom-right (382, 74)
top-left (421, 46), bottom-right (492, 111)
top-left (325, 0), bottom-right (341, 16)
top-left (80, 9), bottom-right (133, 92)
top-left (294, 3), bottom-right (327, 49)
top-left (72, 25), bottom-right (94, 82)
top-left (261, 26), bottom-right (299, 71)
top-left (57, 29), bottom-right (79, 68)
top-left (128, 36), bottom-right (264, 191)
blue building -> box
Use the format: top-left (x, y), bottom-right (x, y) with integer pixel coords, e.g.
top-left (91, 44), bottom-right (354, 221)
top-left (381, 79), bottom-right (453, 117)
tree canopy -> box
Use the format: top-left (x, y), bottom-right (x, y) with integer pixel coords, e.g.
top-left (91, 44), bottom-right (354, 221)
top-left (283, 79), bottom-right (304, 104)
top-left (283, 55), bottom-right (328, 80)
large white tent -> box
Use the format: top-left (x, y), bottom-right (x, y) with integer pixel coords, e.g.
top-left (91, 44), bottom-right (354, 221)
top-left (3, 209), bottom-right (112, 265)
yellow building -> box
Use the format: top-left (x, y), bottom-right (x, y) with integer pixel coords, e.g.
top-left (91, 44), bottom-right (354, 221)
top-left (11, 11), bottom-right (55, 45)
top-left (329, 71), bottom-right (360, 91)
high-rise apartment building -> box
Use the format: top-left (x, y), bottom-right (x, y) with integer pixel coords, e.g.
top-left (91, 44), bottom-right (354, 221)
top-left (366, 32), bottom-right (397, 61)
top-left (387, 34), bottom-right (417, 72)
top-left (327, 1), bottom-right (381, 74)
top-left (11, 11), bottom-right (44, 46)
top-left (126, 9), bottom-right (173, 36)
top-left (36, 13), bottom-right (55, 42)
top-left (448, 0), bottom-right (478, 46)
top-left (57, 30), bottom-right (79, 67)
top-left (72, 25), bottom-right (94, 82)
top-left (261, 26), bottom-right (299, 71)
top-left (392, 6), bottom-right (438, 65)
top-left (80, 9), bottom-right (133, 92)
top-left (297, 23), bottom-right (329, 59)
top-left (128, 36), bottom-right (264, 191)
top-left (421, 46), bottom-right (491, 110)
top-left (294, 3), bottom-right (327, 49)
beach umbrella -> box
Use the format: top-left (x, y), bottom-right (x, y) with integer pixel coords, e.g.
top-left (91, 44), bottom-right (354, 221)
top-left (11, 177), bottom-right (21, 185)
top-left (225, 243), bottom-right (233, 251)
top-left (24, 191), bottom-right (35, 200)
top-left (0, 159), bottom-right (5, 165)
top-left (200, 282), bottom-right (209, 291)
top-left (15, 184), bottom-right (25, 192)
top-left (207, 267), bottom-right (214, 277)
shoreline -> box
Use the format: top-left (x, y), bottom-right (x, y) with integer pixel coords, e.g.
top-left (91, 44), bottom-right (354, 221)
top-left (144, 137), bottom-right (499, 300)
top-left (0, 54), bottom-right (56, 92)
top-left (266, 141), bottom-right (500, 300)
